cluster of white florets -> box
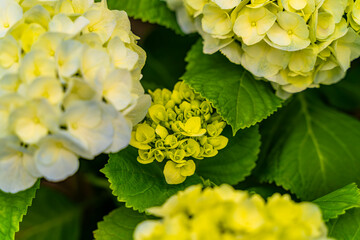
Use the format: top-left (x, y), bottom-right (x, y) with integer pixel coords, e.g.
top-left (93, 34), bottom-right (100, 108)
top-left (0, 0), bottom-right (151, 193)
top-left (166, 0), bottom-right (360, 98)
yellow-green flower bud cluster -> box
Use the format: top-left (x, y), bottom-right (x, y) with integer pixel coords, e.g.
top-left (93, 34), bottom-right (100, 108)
top-left (130, 81), bottom-right (228, 185)
top-left (166, 0), bottom-right (360, 98)
top-left (0, 0), bottom-right (151, 193)
top-left (134, 185), bottom-right (331, 240)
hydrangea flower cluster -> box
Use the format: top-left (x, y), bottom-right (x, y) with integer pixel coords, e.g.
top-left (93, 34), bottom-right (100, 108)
top-left (134, 185), bottom-right (330, 240)
top-left (0, 0), bottom-right (151, 193)
top-left (166, 0), bottom-right (360, 98)
top-left (130, 81), bottom-right (228, 185)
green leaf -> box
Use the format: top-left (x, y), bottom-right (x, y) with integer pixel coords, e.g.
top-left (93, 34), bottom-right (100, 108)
top-left (0, 181), bottom-right (39, 240)
top-left (94, 207), bottom-right (149, 240)
top-left (196, 126), bottom-right (260, 185)
top-left (313, 183), bottom-right (360, 221)
top-left (256, 93), bottom-right (360, 200)
top-left (107, 0), bottom-right (183, 35)
top-left (181, 40), bottom-right (283, 134)
top-left (101, 147), bottom-right (202, 212)
top-left (16, 187), bottom-right (81, 240)
top-left (328, 208), bottom-right (360, 240)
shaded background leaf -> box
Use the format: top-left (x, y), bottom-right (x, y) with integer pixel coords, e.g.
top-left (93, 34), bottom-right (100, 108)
top-left (16, 186), bottom-right (81, 240)
top-left (319, 59), bottom-right (360, 112)
top-left (140, 27), bottom-right (197, 91)
top-left (328, 208), bottom-right (360, 240)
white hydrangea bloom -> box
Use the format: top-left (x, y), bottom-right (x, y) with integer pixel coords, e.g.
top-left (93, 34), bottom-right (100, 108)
top-left (0, 0), bottom-right (150, 193)
top-left (165, 0), bottom-right (360, 97)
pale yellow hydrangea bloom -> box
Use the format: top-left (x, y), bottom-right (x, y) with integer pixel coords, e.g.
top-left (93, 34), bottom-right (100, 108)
top-left (165, 0), bottom-right (360, 98)
top-left (0, 0), bottom-right (151, 193)
top-left (130, 81), bottom-right (228, 185)
top-left (134, 185), bottom-right (331, 240)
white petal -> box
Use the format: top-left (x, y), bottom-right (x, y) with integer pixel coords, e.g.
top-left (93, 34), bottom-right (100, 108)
top-left (49, 14), bottom-right (73, 33)
top-left (212, 0), bottom-right (241, 9)
top-left (102, 69), bottom-right (133, 111)
top-left (72, 16), bottom-right (90, 34)
top-left (81, 47), bottom-right (110, 86)
top-left (14, 118), bottom-right (48, 144)
top-left (49, 14), bottom-right (89, 36)
top-left (266, 23), bottom-right (291, 46)
top-left (35, 140), bottom-right (79, 182)
top-left (176, 7), bottom-right (196, 34)
top-left (64, 101), bottom-right (114, 156)
top-left (104, 109), bottom-right (131, 153)
top-left (72, 121), bottom-right (113, 156)
top-left (123, 93), bottom-right (151, 126)
top-left (0, 140), bottom-right (38, 193)
top-left (107, 37), bottom-right (139, 70)
top-left (56, 40), bottom-right (84, 78)
top-left (220, 41), bottom-right (242, 64)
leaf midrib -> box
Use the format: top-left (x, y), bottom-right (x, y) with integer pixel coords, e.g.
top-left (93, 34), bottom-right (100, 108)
top-left (299, 94), bottom-right (327, 182)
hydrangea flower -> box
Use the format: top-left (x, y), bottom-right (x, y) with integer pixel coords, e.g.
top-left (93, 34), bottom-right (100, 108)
top-left (0, 0), bottom-right (151, 193)
top-left (130, 81), bottom-right (228, 184)
top-left (134, 185), bottom-right (331, 240)
top-left (165, 0), bottom-right (360, 98)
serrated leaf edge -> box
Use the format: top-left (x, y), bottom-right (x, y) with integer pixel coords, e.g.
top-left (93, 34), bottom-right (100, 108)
top-left (13, 180), bottom-right (41, 237)
top-left (100, 165), bottom-right (146, 213)
top-left (101, 163), bottom-right (203, 213)
top-left (313, 183), bottom-right (360, 222)
top-left (181, 42), bottom-right (283, 135)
